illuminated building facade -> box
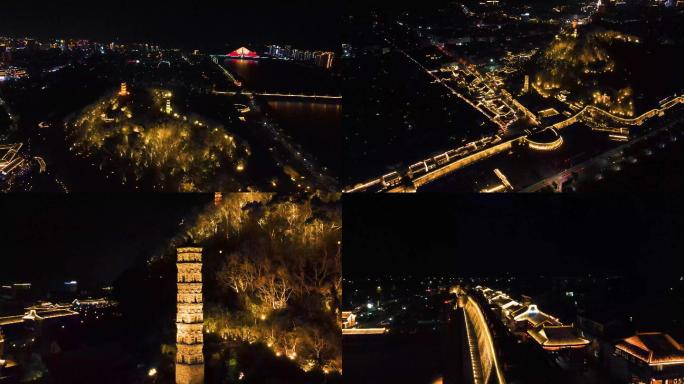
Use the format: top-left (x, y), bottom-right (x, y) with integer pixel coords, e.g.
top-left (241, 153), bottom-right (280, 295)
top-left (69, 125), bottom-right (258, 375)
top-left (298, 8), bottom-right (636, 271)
top-left (0, 67), bottom-right (28, 81)
top-left (341, 44), bottom-right (354, 58)
top-left (314, 51), bottom-right (335, 69)
top-left (266, 44), bottom-right (335, 69)
top-left (479, 287), bottom-right (589, 351)
top-left (176, 247), bottom-right (204, 384)
top-left (341, 311), bottom-right (357, 328)
top-left (0, 47), bottom-right (6, 82)
top-left (63, 280), bottom-right (78, 293)
top-left (0, 327), bottom-right (4, 358)
top-left (0, 327), bottom-right (8, 377)
top-left (528, 325), bottom-right (591, 351)
top-left (611, 332), bottom-right (684, 383)
top-left (510, 304), bottom-right (562, 331)
top-left (0, 304), bottom-right (78, 379)
top-left (0, 47), bottom-right (11, 64)
top-left (0, 283), bottom-right (32, 302)
top-left (525, 128), bottom-right (564, 151)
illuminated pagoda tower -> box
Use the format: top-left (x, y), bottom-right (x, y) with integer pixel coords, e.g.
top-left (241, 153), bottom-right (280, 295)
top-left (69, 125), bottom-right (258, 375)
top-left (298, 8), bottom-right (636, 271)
top-left (176, 247), bottom-right (205, 384)
top-left (119, 82), bottom-right (129, 96)
top-left (166, 99), bottom-right (172, 114)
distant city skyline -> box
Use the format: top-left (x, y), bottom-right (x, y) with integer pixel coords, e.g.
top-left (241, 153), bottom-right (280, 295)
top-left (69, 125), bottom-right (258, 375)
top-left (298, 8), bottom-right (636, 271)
top-left (0, 1), bottom-right (341, 50)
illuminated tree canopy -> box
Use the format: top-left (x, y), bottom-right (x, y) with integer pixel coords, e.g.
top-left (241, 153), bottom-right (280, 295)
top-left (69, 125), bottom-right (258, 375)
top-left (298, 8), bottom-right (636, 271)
top-left (67, 87), bottom-right (251, 191)
top-left (166, 193), bottom-right (342, 375)
top-left (533, 28), bottom-right (639, 117)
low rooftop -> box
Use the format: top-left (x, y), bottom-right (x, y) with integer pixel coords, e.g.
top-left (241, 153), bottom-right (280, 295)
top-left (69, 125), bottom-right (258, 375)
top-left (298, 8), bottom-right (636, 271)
top-left (616, 332), bottom-right (684, 366)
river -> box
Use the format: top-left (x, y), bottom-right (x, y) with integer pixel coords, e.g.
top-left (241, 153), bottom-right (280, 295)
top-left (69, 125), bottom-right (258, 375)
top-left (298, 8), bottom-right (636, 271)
top-left (223, 58), bottom-right (342, 175)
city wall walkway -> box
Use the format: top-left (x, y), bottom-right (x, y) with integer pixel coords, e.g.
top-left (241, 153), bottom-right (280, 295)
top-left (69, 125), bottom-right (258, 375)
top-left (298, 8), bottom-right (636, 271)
top-left (462, 295), bottom-right (506, 384)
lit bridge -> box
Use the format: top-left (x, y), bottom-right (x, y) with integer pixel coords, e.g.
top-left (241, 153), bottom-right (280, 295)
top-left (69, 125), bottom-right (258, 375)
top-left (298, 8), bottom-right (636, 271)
top-left (209, 55), bottom-right (341, 101)
top-left (461, 294), bottom-right (507, 384)
top-left (341, 328), bottom-right (388, 335)
top-left (212, 90), bottom-right (341, 100)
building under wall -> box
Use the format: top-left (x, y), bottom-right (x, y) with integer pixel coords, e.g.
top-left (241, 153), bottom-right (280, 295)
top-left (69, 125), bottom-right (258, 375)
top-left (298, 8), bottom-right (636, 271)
top-left (477, 286), bottom-right (589, 371)
top-left (610, 332), bottom-right (684, 384)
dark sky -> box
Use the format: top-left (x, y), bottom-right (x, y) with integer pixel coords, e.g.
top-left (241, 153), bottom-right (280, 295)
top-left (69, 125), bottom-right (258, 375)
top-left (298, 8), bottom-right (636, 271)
top-left (0, 1), bottom-right (341, 50)
top-left (343, 194), bottom-right (684, 278)
top-left (0, 194), bottom-right (210, 289)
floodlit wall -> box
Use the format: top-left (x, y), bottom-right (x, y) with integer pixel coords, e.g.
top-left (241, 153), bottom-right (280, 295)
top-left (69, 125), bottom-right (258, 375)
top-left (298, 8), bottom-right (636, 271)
top-left (463, 296), bottom-right (506, 384)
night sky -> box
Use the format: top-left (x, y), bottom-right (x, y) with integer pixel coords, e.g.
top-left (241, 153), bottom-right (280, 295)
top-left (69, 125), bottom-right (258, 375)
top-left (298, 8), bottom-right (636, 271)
top-left (0, 1), bottom-right (341, 50)
top-left (343, 194), bottom-right (684, 278)
top-left (0, 194), bottom-right (210, 289)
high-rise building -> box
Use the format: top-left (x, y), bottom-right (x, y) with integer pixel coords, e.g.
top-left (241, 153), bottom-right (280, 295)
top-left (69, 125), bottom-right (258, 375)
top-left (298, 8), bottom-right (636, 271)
top-left (342, 44), bottom-right (354, 58)
top-left (325, 52), bottom-right (335, 69)
top-left (315, 52), bottom-right (335, 69)
top-left (166, 99), bottom-right (172, 114)
top-left (63, 281), bottom-right (78, 293)
top-left (0, 47), bottom-right (11, 64)
top-left (176, 247), bottom-right (204, 384)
